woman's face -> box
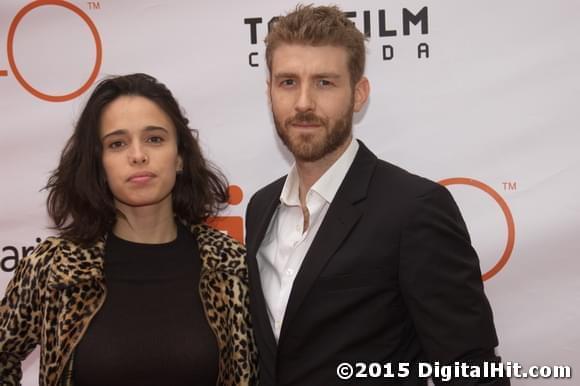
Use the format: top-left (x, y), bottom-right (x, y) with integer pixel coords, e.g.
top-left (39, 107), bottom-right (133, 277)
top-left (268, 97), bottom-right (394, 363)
top-left (99, 95), bottom-right (182, 212)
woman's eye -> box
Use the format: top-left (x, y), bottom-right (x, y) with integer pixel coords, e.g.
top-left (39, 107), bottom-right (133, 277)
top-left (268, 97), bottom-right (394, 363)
top-left (108, 141), bottom-right (125, 149)
top-left (147, 136), bottom-right (164, 144)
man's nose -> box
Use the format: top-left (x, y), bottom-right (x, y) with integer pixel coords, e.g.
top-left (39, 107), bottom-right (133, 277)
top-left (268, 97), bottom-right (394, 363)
top-left (295, 85), bottom-right (315, 112)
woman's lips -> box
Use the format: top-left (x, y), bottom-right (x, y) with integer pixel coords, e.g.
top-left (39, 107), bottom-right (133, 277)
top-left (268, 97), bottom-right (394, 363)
top-left (127, 172), bottom-right (156, 183)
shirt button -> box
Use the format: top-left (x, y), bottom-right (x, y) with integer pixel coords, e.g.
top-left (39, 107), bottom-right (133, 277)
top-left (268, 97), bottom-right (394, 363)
top-left (286, 268), bottom-right (294, 276)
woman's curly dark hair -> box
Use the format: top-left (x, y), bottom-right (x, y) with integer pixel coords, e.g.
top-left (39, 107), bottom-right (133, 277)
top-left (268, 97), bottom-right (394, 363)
top-left (46, 73), bottom-right (229, 245)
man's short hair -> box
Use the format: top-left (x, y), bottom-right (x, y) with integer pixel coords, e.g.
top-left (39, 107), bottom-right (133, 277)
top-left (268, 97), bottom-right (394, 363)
top-left (265, 4), bottom-right (367, 85)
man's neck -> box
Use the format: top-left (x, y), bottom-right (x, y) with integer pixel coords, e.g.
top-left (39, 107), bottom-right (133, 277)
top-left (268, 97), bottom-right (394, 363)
top-left (295, 137), bottom-right (352, 207)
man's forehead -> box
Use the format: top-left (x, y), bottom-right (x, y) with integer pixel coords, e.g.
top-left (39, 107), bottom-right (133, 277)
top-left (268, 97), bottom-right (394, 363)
top-left (271, 44), bottom-right (349, 74)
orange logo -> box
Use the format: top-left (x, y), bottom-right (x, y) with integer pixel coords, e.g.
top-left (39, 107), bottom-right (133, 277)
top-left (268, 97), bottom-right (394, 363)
top-left (207, 185), bottom-right (245, 243)
top-left (7, 0), bottom-right (102, 102)
top-left (439, 177), bottom-right (515, 281)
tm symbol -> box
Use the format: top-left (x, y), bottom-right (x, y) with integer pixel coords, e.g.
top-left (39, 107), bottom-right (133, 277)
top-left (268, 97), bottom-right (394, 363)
top-left (502, 181), bottom-right (517, 191)
top-left (88, 1), bottom-right (100, 10)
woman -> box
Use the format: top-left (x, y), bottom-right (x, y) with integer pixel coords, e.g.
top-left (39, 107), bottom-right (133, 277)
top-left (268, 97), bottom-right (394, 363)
top-left (0, 74), bottom-right (257, 386)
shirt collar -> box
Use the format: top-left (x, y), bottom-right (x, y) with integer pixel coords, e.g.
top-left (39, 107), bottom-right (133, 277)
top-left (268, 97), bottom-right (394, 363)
top-left (280, 138), bottom-right (359, 206)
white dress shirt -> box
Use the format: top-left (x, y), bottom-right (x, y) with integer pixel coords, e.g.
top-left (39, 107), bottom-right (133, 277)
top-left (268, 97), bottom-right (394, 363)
top-left (256, 139), bottom-right (359, 341)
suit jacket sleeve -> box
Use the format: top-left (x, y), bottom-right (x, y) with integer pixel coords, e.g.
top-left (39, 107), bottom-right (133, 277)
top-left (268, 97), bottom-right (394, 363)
top-left (399, 184), bottom-right (509, 385)
top-left (0, 240), bottom-right (52, 385)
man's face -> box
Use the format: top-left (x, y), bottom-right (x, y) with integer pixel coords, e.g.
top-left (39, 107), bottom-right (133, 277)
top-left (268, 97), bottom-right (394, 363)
top-left (269, 44), bottom-right (368, 162)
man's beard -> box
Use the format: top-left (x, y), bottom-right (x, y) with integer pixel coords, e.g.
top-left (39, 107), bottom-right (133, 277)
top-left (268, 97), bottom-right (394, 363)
top-left (274, 104), bottom-right (354, 163)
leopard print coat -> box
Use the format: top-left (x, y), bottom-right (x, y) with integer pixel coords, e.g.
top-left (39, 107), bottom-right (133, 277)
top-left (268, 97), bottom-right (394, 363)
top-left (0, 223), bottom-right (258, 386)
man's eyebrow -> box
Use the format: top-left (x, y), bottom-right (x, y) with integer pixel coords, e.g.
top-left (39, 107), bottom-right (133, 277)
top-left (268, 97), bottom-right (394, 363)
top-left (101, 126), bottom-right (169, 140)
top-left (273, 72), bottom-right (298, 79)
top-left (313, 73), bottom-right (341, 79)
top-left (272, 72), bottom-right (342, 79)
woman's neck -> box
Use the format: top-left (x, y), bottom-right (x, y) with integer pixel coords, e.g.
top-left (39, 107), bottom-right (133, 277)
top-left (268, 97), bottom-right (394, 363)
top-left (112, 198), bottom-right (177, 244)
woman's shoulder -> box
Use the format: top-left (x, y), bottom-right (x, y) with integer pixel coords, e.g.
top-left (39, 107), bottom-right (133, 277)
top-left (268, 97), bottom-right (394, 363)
top-left (7, 236), bottom-right (65, 289)
top-left (191, 223), bottom-right (245, 253)
top-left (25, 236), bottom-right (94, 263)
top-left (190, 223), bottom-right (248, 277)
top-left (14, 236), bottom-right (104, 283)
top-left (21, 236), bottom-right (62, 266)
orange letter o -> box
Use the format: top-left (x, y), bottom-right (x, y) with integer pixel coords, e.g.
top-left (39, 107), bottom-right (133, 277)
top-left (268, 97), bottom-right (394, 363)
top-left (439, 177), bottom-right (515, 281)
top-left (7, 0), bottom-right (102, 102)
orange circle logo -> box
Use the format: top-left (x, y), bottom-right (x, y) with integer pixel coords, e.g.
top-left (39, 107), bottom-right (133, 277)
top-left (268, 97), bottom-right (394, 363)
top-left (7, 0), bottom-right (102, 102)
top-left (439, 177), bottom-right (515, 281)
top-left (228, 185), bottom-right (244, 205)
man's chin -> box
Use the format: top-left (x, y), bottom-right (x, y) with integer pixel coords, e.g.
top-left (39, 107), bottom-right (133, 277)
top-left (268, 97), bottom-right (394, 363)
top-left (287, 143), bottom-right (327, 163)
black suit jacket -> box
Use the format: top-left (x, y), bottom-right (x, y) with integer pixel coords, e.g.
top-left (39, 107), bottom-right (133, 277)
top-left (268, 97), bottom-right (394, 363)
top-left (246, 141), bottom-right (508, 385)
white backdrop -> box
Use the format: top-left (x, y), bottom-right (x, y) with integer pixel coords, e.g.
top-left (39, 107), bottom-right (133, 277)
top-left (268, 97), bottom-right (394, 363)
top-left (1, 0), bottom-right (578, 384)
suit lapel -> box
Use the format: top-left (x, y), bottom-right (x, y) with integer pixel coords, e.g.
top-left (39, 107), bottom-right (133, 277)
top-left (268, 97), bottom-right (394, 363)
top-left (279, 141), bottom-right (378, 342)
top-left (246, 189), bottom-right (281, 262)
top-left (246, 180), bottom-right (284, 357)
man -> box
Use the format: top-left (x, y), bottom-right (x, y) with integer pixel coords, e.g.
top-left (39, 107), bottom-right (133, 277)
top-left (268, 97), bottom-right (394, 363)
top-left (245, 5), bottom-right (508, 385)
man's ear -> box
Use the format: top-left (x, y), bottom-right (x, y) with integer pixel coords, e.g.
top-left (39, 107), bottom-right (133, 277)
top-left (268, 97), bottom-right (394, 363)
top-left (353, 76), bottom-right (370, 113)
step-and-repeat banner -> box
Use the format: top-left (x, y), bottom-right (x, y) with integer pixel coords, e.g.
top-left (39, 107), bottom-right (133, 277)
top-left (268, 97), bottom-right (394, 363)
top-left (1, 1), bottom-right (578, 384)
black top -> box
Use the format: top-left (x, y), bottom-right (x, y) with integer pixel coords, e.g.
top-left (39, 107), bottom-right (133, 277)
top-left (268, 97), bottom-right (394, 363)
top-left (73, 224), bottom-right (219, 386)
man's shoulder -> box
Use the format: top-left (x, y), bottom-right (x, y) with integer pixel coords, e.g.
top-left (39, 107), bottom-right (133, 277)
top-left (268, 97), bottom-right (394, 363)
top-left (372, 157), bottom-right (443, 199)
top-left (352, 140), bottom-right (441, 198)
top-left (249, 175), bottom-right (286, 205)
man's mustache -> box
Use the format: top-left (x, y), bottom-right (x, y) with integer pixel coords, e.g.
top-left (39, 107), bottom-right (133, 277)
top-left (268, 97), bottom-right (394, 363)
top-left (285, 112), bottom-right (327, 127)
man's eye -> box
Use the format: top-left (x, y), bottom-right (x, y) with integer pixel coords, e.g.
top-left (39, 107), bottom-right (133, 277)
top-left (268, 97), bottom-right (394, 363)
top-left (280, 79), bottom-right (295, 87)
top-left (318, 79), bottom-right (333, 87)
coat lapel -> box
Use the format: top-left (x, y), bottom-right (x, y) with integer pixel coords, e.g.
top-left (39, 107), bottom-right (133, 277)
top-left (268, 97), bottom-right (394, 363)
top-left (246, 181), bottom-right (285, 358)
top-left (246, 182), bottom-right (283, 262)
top-left (279, 141), bottom-right (378, 342)
top-left (44, 238), bottom-right (106, 386)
